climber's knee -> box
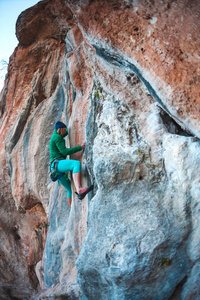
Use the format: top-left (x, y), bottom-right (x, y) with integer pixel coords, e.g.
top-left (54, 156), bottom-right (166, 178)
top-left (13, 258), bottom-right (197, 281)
top-left (73, 160), bottom-right (81, 174)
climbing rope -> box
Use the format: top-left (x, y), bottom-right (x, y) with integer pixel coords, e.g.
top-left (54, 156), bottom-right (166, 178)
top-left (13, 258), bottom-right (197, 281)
top-left (40, 185), bottom-right (61, 269)
top-left (48, 186), bottom-right (61, 225)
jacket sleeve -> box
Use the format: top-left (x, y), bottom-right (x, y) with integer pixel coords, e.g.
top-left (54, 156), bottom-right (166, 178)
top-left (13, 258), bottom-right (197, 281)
top-left (55, 135), bottom-right (82, 157)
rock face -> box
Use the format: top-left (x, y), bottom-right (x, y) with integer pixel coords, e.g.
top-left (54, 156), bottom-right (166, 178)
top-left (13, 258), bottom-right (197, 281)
top-left (0, 0), bottom-right (200, 299)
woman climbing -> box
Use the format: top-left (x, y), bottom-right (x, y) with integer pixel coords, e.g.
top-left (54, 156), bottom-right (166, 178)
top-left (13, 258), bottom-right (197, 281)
top-left (49, 121), bottom-right (93, 208)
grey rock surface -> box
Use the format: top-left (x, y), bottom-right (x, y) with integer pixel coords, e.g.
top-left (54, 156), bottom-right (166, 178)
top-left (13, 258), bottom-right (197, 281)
top-left (76, 76), bottom-right (200, 299)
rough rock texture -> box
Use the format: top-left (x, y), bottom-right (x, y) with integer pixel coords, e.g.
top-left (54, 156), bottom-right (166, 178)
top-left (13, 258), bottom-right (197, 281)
top-left (0, 0), bottom-right (200, 299)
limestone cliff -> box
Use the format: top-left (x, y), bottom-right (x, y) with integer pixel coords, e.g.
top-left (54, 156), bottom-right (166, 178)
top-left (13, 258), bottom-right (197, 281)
top-left (0, 0), bottom-right (200, 299)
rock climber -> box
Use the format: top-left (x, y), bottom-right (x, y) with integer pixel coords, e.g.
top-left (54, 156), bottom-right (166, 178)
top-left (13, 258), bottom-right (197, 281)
top-left (49, 121), bottom-right (93, 208)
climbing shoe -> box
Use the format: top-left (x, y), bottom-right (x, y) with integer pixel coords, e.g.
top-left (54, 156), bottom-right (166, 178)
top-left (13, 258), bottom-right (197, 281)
top-left (76, 185), bottom-right (94, 200)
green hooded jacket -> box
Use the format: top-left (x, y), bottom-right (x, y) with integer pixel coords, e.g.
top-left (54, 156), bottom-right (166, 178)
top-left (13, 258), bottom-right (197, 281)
top-left (49, 129), bottom-right (82, 162)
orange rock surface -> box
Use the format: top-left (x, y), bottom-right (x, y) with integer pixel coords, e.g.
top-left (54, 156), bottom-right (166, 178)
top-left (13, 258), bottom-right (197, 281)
top-left (70, 0), bottom-right (200, 137)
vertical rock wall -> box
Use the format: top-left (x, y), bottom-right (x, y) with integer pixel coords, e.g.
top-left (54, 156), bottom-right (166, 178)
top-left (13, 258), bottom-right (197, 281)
top-left (0, 0), bottom-right (200, 299)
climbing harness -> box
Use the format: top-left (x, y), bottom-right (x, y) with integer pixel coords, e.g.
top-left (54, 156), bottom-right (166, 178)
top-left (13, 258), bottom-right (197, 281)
top-left (49, 159), bottom-right (68, 182)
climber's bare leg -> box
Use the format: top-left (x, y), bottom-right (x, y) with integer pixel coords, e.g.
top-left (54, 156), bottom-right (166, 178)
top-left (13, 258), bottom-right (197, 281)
top-left (73, 171), bottom-right (94, 200)
top-left (72, 172), bottom-right (82, 192)
top-left (67, 197), bottom-right (72, 209)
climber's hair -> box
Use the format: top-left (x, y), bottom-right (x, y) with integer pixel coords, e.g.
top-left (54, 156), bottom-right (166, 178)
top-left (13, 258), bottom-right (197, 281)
top-left (57, 128), bottom-right (62, 135)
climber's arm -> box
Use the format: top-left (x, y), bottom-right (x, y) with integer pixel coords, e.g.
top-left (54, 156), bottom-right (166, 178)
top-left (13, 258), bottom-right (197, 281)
top-left (55, 135), bottom-right (82, 157)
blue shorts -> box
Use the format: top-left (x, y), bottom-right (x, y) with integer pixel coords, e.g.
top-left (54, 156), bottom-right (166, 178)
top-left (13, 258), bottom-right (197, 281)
top-left (57, 159), bottom-right (81, 174)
